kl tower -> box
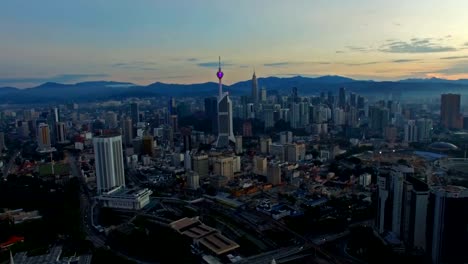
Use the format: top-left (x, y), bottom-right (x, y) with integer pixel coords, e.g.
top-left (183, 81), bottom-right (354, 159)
top-left (215, 56), bottom-right (235, 148)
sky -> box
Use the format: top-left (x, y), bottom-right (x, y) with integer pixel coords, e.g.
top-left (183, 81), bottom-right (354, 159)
top-left (1, 0), bottom-right (468, 88)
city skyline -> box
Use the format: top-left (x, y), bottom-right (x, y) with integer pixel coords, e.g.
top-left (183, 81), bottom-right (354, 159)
top-left (1, 0), bottom-right (468, 88)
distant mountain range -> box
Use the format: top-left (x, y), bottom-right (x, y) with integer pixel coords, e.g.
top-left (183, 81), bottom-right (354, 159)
top-left (0, 75), bottom-right (467, 104)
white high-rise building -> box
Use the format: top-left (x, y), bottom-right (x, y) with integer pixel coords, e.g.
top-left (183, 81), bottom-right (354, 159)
top-left (404, 120), bottom-right (418, 143)
top-left (416, 118), bottom-right (433, 142)
top-left (215, 57), bottom-right (235, 148)
top-left (94, 135), bottom-right (125, 194)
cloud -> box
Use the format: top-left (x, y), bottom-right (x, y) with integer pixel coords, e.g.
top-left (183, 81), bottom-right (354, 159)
top-left (264, 61), bottom-right (331, 67)
top-left (440, 55), bottom-right (468, 60)
top-left (264, 62), bottom-right (291, 67)
top-left (464, 42), bottom-right (468, 47)
top-left (391, 59), bottom-right (420, 63)
top-left (0, 74), bottom-right (110, 85)
top-left (111, 61), bottom-right (157, 71)
top-left (197, 61), bottom-right (234, 68)
top-left (335, 50), bottom-right (345, 54)
top-left (393, 22), bottom-right (401, 26)
top-left (379, 38), bottom-right (457, 53)
top-left (346, 45), bottom-right (372, 52)
top-left (345, 61), bottom-right (380, 66)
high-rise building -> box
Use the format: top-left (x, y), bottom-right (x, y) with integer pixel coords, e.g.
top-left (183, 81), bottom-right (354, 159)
top-left (369, 106), bottom-right (389, 132)
top-left (215, 57), bottom-right (235, 148)
top-left (253, 156), bottom-right (267, 176)
top-left (131, 102), bottom-right (140, 125)
top-left (263, 109), bottom-right (275, 129)
top-left (55, 122), bottom-right (66, 143)
top-left (416, 118), bottom-right (433, 142)
top-left (142, 135), bottom-right (154, 157)
top-left (123, 118), bottom-right (133, 146)
top-left (235, 135), bottom-right (243, 154)
top-left (186, 171), bottom-right (200, 190)
top-left (338, 87), bottom-right (346, 108)
top-left (252, 71), bottom-right (258, 105)
top-left (242, 121), bottom-right (252, 137)
top-left (105, 111), bottom-right (118, 129)
top-left (0, 132), bottom-right (5, 152)
top-left (267, 163), bottom-right (282, 185)
top-left (213, 156), bottom-right (235, 179)
top-left (93, 135), bottom-right (125, 194)
top-left (260, 87), bottom-right (267, 102)
top-left (192, 154), bottom-right (209, 178)
top-left (404, 120), bottom-right (418, 143)
top-left (440, 94), bottom-right (463, 129)
top-left (37, 123), bottom-right (51, 151)
top-left (427, 186), bottom-right (468, 264)
top-left (260, 137), bottom-right (272, 154)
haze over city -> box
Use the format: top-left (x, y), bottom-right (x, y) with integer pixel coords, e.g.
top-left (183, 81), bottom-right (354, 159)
top-left (2, 0), bottom-right (468, 88)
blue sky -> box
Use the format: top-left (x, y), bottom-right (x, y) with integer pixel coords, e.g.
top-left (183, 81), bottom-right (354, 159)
top-left (1, 0), bottom-right (468, 87)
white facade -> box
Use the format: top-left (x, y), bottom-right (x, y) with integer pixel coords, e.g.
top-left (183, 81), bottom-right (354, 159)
top-left (93, 135), bottom-right (126, 194)
top-left (99, 187), bottom-right (152, 210)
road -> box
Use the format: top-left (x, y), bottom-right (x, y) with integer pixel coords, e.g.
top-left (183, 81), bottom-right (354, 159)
top-left (2, 150), bottom-right (20, 178)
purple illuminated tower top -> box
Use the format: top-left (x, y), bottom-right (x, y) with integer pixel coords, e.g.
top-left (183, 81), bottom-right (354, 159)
top-left (217, 56), bottom-right (224, 97)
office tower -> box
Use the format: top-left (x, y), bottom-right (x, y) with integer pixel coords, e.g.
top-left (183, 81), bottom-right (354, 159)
top-left (204, 97), bottom-right (218, 133)
top-left (252, 71), bottom-right (258, 105)
top-left (37, 123), bottom-right (51, 151)
top-left (181, 127), bottom-right (192, 152)
top-left (440, 94), bottom-right (463, 129)
top-left (192, 154), bottom-right (209, 178)
top-left (186, 171), bottom-right (199, 190)
top-left (279, 131), bottom-right (293, 144)
top-left (285, 143), bottom-right (305, 162)
top-left (369, 106), bottom-right (389, 132)
top-left (49, 107), bottom-right (60, 144)
top-left (333, 107), bottom-right (345, 126)
top-left (170, 114), bottom-right (178, 132)
top-left (130, 102), bottom-right (139, 125)
top-left (338, 87), bottom-right (346, 108)
top-left (416, 118), bottom-right (433, 142)
top-left (290, 103), bottom-right (300, 128)
top-left (404, 120), bottom-right (418, 143)
top-left (391, 169), bottom-right (405, 237)
top-left (260, 87), bottom-right (267, 102)
top-left (260, 137), bottom-right (272, 154)
top-left (184, 151), bottom-right (192, 170)
top-left (267, 163), bottom-right (282, 185)
top-left (242, 121), bottom-right (252, 137)
top-left (427, 186), bottom-right (468, 264)
top-left (23, 109), bottom-right (35, 121)
top-left (253, 156), bottom-right (267, 176)
top-left (376, 175), bottom-right (390, 234)
top-left (270, 143), bottom-right (285, 161)
top-left (263, 109), bottom-right (275, 129)
top-left (401, 176), bottom-right (428, 251)
top-left (213, 156), bottom-right (235, 179)
top-left (168, 97), bottom-right (176, 115)
top-left (246, 103), bottom-right (255, 119)
top-left (0, 132), bottom-right (5, 152)
top-left (292, 87), bottom-right (299, 103)
top-left (123, 118), bottom-right (133, 146)
top-left (235, 135), bottom-right (243, 154)
top-left (142, 135), bottom-right (154, 157)
top-left (215, 57), bottom-right (235, 148)
top-left (93, 135), bottom-right (125, 194)
top-left (55, 122), bottom-right (66, 143)
top-left (105, 112), bottom-right (118, 129)
top-left (349, 92), bottom-right (357, 107)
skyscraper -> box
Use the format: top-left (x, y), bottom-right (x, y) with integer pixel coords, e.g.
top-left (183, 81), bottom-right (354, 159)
top-left (440, 94), bottom-right (463, 129)
top-left (404, 120), bottom-right (418, 143)
top-left (123, 118), bottom-right (133, 146)
top-left (37, 123), bottom-right (51, 151)
top-left (252, 71), bottom-right (258, 105)
top-left (215, 57), bottom-right (235, 148)
top-left (0, 132), bottom-right (5, 152)
top-left (427, 186), bottom-right (468, 264)
top-left (338, 87), bottom-right (346, 108)
top-left (130, 102), bottom-right (140, 125)
top-left (55, 122), bottom-right (66, 143)
top-left (93, 135), bottom-right (125, 194)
